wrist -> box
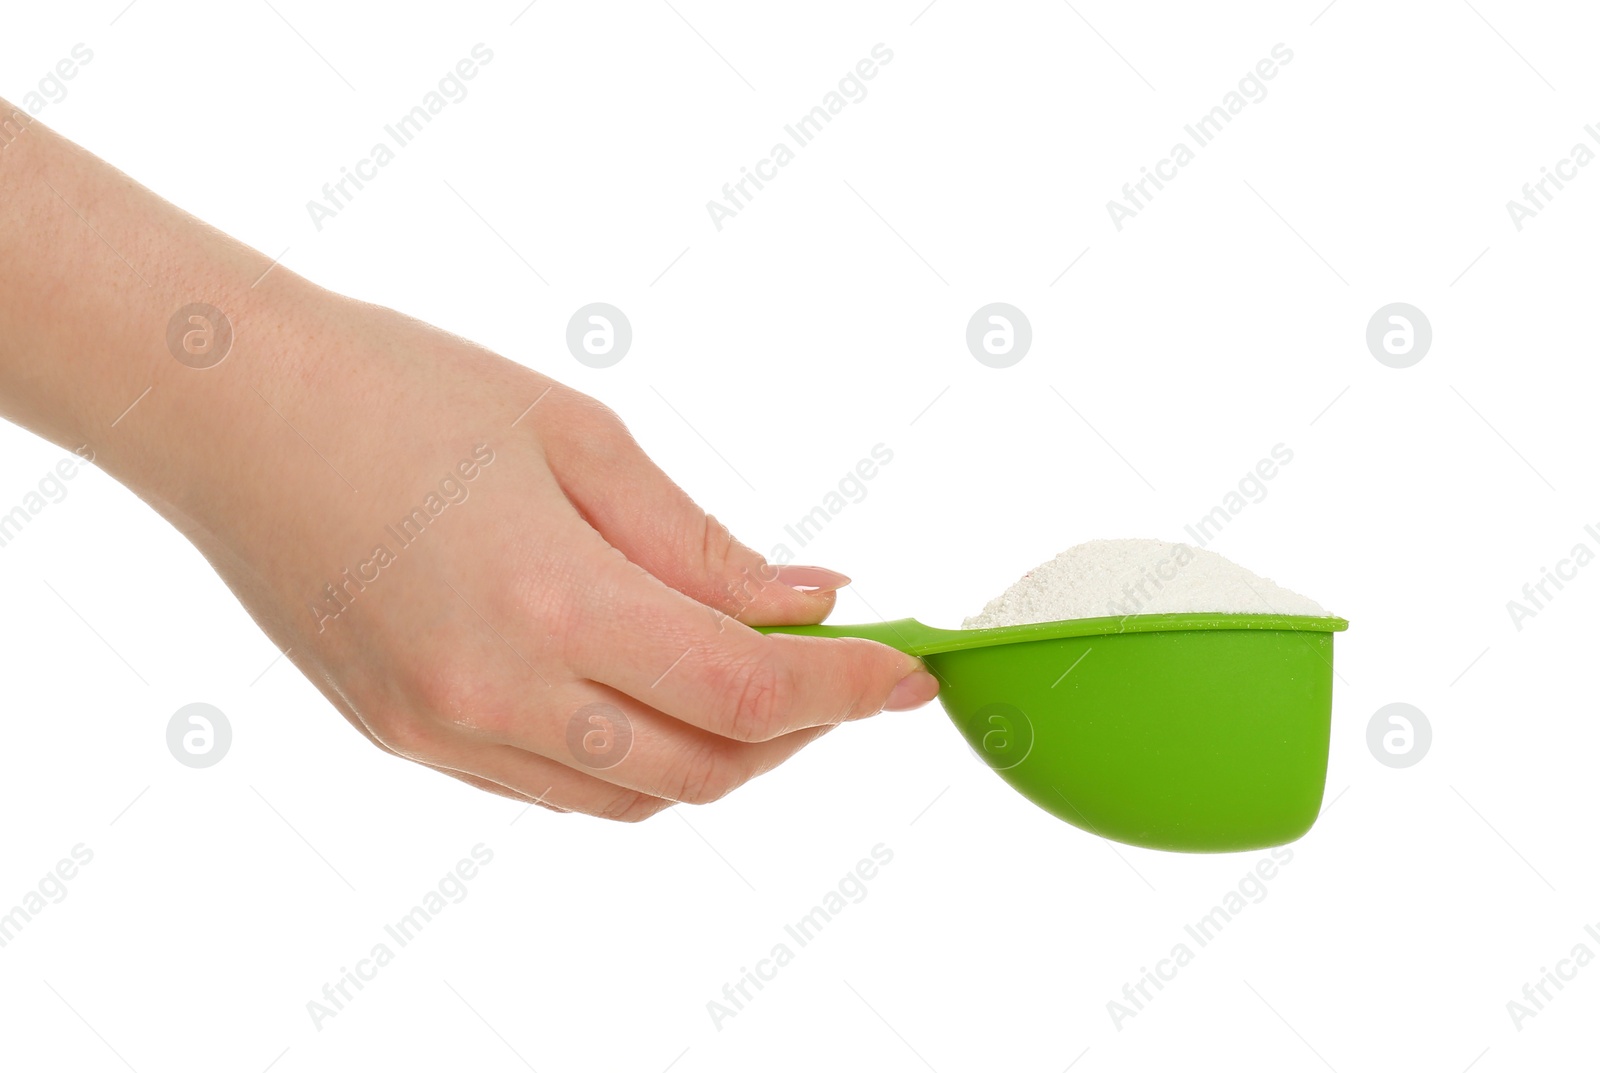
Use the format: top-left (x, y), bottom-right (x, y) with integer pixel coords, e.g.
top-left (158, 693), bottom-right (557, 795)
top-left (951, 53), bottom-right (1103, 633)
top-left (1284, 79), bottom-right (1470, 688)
top-left (98, 274), bottom-right (350, 540)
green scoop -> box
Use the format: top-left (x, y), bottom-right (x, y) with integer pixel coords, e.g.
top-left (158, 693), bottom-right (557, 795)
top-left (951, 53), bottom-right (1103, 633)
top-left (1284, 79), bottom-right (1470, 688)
top-left (760, 613), bottom-right (1348, 853)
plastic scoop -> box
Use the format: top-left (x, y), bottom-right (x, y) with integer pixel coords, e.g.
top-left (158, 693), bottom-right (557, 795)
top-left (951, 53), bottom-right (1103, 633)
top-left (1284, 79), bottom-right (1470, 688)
top-left (760, 613), bottom-right (1348, 853)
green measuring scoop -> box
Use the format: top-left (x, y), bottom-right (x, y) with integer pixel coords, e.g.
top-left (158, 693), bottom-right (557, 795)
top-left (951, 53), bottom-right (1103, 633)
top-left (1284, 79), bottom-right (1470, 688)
top-left (760, 613), bottom-right (1348, 853)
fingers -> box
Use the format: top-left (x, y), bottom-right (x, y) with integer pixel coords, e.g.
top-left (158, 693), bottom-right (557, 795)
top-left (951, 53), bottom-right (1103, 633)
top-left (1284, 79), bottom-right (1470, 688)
top-left (565, 552), bottom-right (938, 743)
top-left (370, 712), bottom-right (677, 822)
top-left (378, 689), bottom-right (839, 820)
top-left (455, 677), bottom-right (841, 805)
top-left (447, 746), bottom-right (673, 821)
top-left (349, 546), bottom-right (896, 812)
top-left (533, 390), bottom-right (940, 741)
top-left (539, 388), bottom-right (849, 626)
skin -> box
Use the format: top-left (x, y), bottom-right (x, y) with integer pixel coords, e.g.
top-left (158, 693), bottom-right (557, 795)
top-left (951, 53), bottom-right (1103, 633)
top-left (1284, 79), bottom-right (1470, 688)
top-left (0, 102), bottom-right (939, 819)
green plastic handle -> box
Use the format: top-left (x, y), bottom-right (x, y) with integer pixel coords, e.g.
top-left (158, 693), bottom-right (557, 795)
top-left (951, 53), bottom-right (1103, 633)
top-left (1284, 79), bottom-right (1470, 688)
top-left (755, 618), bottom-right (952, 656)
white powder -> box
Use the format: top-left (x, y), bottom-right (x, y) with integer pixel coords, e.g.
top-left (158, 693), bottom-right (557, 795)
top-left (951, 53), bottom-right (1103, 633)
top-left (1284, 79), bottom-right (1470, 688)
top-left (962, 539), bottom-right (1327, 628)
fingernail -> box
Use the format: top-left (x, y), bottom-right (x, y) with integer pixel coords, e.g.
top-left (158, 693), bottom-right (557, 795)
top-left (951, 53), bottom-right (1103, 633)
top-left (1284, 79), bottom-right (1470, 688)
top-left (883, 668), bottom-right (939, 712)
top-left (774, 564), bottom-right (851, 593)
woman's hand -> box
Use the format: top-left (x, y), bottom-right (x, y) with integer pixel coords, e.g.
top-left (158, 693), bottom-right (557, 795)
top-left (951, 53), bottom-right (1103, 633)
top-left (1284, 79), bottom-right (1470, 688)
top-left (149, 290), bottom-right (938, 819)
top-left (0, 107), bottom-right (937, 819)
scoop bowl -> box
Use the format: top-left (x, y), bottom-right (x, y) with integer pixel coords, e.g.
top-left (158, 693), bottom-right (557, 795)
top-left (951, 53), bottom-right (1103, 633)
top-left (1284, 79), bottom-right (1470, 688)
top-left (761, 613), bottom-right (1348, 852)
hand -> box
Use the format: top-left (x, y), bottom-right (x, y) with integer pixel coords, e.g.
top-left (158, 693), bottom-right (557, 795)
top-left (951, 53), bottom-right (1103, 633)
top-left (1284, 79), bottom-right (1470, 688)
top-left (0, 109), bottom-right (937, 819)
top-left (141, 287), bottom-right (938, 819)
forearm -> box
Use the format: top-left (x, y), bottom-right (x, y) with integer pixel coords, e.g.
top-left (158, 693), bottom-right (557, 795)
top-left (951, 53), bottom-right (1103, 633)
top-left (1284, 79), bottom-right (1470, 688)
top-left (0, 100), bottom-right (337, 527)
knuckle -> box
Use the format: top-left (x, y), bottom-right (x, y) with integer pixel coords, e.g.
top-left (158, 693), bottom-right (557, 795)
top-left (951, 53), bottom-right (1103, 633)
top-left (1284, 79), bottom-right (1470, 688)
top-left (668, 741), bottom-right (742, 805)
top-left (700, 515), bottom-right (772, 615)
top-left (558, 390), bottom-right (632, 449)
top-left (548, 550), bottom-right (637, 665)
top-left (368, 710), bottom-right (437, 762)
top-left (411, 651), bottom-right (536, 739)
top-left (413, 660), bottom-right (485, 720)
top-left (525, 576), bottom-right (586, 668)
top-left (700, 514), bottom-right (735, 579)
top-left (574, 391), bottom-right (627, 431)
top-left (722, 653), bottom-right (795, 742)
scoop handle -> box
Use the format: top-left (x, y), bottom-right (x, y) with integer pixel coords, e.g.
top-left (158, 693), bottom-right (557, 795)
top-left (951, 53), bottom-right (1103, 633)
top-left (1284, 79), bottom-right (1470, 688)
top-left (755, 618), bottom-right (953, 657)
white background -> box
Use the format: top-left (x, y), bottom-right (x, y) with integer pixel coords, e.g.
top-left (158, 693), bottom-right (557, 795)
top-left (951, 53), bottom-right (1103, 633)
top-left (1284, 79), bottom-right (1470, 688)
top-left (3, 1), bottom-right (1598, 1070)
